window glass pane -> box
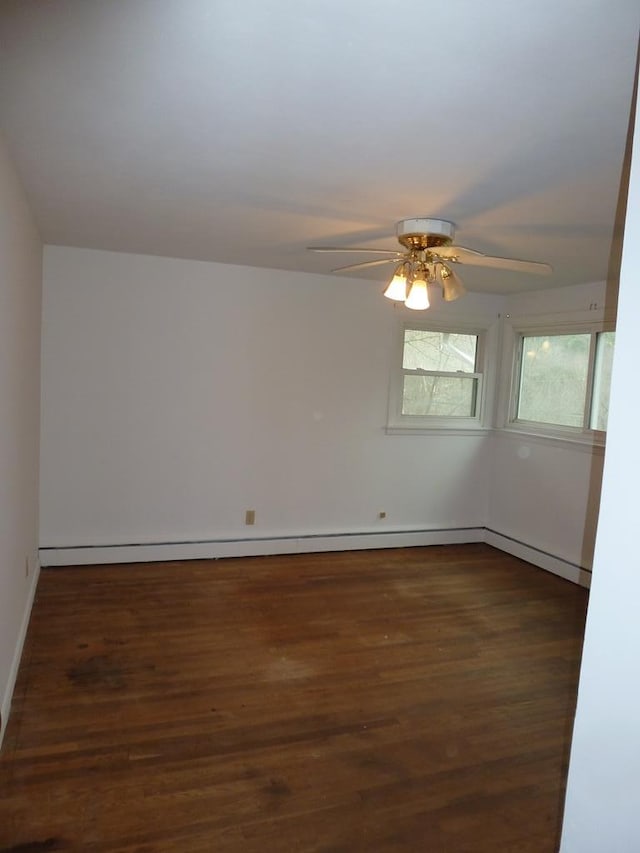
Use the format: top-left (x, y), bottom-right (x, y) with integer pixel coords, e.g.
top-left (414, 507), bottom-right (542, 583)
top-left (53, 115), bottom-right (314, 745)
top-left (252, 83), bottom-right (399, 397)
top-left (402, 375), bottom-right (477, 417)
top-left (517, 334), bottom-right (590, 427)
top-left (403, 330), bottom-right (477, 373)
top-left (590, 331), bottom-right (615, 431)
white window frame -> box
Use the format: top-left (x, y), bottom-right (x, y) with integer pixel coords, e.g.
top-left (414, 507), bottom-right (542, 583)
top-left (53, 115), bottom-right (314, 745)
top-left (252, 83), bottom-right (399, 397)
top-left (386, 319), bottom-right (493, 434)
top-left (500, 317), bottom-right (615, 446)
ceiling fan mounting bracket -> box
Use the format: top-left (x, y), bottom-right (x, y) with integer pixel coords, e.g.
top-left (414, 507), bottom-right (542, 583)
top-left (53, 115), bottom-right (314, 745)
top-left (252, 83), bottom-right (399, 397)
top-left (395, 218), bottom-right (456, 251)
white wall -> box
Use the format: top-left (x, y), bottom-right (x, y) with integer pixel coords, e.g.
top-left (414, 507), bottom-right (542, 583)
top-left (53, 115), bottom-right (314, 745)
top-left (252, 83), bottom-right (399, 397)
top-left (487, 280), bottom-right (610, 581)
top-left (39, 246), bottom-right (610, 577)
top-left (40, 247), bottom-right (502, 561)
top-left (0, 135), bottom-right (42, 745)
top-left (559, 86), bottom-right (640, 852)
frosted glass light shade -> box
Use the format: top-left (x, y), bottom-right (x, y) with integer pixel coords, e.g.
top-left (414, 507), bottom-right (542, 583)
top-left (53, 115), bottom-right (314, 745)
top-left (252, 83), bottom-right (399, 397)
top-left (404, 276), bottom-right (430, 310)
top-left (440, 265), bottom-right (466, 302)
top-left (383, 272), bottom-right (408, 301)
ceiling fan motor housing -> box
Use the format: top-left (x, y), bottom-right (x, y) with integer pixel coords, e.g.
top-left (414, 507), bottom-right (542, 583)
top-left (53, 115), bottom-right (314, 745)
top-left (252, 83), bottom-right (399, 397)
top-left (396, 218), bottom-right (456, 250)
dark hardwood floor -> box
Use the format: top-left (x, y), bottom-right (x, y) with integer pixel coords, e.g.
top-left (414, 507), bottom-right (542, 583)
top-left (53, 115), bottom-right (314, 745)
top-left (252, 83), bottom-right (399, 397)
top-left (0, 544), bottom-right (588, 852)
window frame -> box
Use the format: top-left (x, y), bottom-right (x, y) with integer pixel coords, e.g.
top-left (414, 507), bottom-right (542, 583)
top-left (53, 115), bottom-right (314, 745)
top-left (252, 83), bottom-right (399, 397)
top-left (387, 319), bottom-right (492, 434)
top-left (504, 318), bottom-right (615, 445)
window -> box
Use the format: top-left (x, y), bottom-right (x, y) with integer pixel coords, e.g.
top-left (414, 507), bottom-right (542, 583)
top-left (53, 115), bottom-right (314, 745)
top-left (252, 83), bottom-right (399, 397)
top-left (590, 331), bottom-right (615, 431)
top-left (388, 324), bottom-right (487, 431)
top-left (512, 329), bottom-right (615, 436)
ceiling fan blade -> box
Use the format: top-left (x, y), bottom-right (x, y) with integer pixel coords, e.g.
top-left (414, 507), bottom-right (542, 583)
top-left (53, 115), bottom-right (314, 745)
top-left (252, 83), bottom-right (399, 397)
top-left (308, 246), bottom-right (403, 255)
top-left (435, 245), bottom-right (552, 275)
top-left (332, 257), bottom-right (401, 273)
top-left (434, 245), bottom-right (483, 258)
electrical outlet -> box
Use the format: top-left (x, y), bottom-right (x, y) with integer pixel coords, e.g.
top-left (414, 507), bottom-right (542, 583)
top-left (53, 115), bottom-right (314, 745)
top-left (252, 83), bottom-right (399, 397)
top-left (378, 511), bottom-right (387, 519)
top-left (245, 509), bottom-right (256, 525)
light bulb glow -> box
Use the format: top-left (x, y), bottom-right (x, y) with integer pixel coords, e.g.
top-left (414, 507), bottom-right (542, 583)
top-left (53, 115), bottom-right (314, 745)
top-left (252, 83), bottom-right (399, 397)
top-left (383, 270), bottom-right (408, 301)
top-left (404, 274), bottom-right (430, 310)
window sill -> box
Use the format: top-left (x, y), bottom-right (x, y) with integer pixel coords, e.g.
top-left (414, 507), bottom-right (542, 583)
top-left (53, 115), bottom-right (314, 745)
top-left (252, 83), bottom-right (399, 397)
top-left (496, 425), bottom-right (606, 452)
top-left (385, 426), bottom-right (490, 437)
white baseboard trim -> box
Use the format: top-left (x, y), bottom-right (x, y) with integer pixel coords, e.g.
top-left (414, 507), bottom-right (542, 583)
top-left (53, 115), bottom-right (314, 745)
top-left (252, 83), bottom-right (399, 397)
top-left (485, 529), bottom-right (591, 588)
top-left (39, 528), bottom-right (592, 589)
top-left (39, 527), bottom-right (486, 566)
top-left (1, 556), bottom-right (41, 750)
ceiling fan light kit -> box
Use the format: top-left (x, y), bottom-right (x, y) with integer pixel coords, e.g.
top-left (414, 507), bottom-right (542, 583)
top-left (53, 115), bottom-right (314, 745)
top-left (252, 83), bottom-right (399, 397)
top-left (310, 218), bottom-right (551, 311)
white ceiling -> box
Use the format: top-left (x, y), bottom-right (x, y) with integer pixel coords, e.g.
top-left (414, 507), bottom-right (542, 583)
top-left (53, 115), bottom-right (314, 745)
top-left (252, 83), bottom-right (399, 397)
top-left (1, 0), bottom-right (638, 294)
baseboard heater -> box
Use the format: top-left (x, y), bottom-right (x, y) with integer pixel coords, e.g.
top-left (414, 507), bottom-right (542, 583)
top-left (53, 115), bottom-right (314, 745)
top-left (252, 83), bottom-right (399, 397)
top-left (39, 526), bottom-right (591, 588)
top-left (39, 526), bottom-right (482, 566)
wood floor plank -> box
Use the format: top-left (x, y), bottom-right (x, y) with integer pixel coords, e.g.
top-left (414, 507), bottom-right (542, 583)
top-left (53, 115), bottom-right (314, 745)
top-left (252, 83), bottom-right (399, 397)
top-left (0, 544), bottom-right (587, 852)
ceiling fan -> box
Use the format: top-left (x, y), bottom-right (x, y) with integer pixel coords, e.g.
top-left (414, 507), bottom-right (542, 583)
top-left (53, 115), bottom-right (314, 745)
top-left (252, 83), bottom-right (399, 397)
top-left (309, 218), bottom-right (552, 310)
